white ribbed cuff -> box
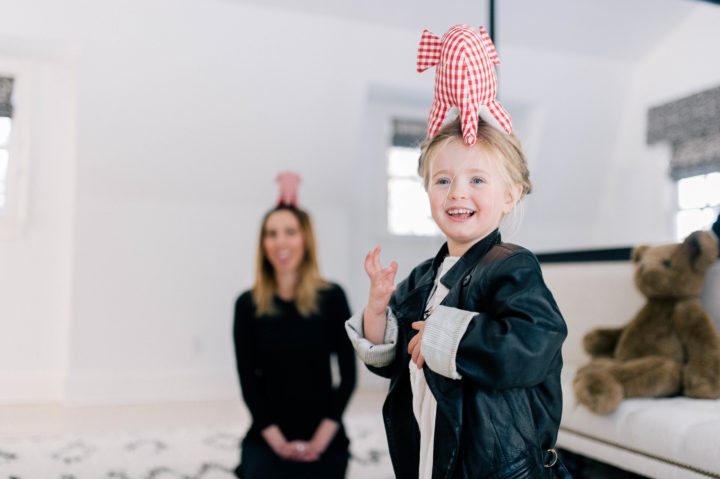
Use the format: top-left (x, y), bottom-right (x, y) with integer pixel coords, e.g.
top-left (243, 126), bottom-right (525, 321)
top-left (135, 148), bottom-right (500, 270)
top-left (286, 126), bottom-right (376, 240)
top-left (421, 305), bottom-right (475, 379)
top-left (345, 307), bottom-right (398, 368)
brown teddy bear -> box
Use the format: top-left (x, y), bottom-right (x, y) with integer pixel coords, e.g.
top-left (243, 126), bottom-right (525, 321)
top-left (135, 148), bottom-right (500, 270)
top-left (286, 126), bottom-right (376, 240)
top-left (573, 230), bottom-right (720, 414)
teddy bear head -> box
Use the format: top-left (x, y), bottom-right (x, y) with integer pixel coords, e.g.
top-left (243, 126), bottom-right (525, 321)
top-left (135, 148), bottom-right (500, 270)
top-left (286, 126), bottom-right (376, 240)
top-left (632, 230), bottom-right (719, 299)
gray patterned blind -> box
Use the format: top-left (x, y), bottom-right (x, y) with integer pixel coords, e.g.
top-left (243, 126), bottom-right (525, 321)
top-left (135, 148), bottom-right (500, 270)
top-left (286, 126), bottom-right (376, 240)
top-left (0, 76), bottom-right (13, 118)
top-left (392, 118), bottom-right (427, 148)
top-left (647, 85), bottom-right (720, 180)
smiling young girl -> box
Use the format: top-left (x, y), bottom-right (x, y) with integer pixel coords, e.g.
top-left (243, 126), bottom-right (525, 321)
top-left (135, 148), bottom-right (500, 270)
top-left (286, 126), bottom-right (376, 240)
top-left (346, 115), bottom-right (571, 478)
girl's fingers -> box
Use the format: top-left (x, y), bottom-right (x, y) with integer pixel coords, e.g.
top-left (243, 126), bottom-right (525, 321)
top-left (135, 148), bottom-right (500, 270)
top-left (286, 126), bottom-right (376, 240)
top-left (365, 247), bottom-right (382, 274)
top-left (408, 334), bottom-right (418, 355)
top-left (383, 262), bottom-right (397, 280)
top-left (409, 321), bottom-right (425, 367)
top-left (372, 246), bottom-right (382, 272)
top-left (411, 346), bottom-right (421, 368)
top-left (365, 247), bottom-right (399, 297)
top-left (365, 250), bottom-right (382, 278)
top-left (364, 251), bottom-right (375, 274)
top-left (387, 261), bottom-right (398, 282)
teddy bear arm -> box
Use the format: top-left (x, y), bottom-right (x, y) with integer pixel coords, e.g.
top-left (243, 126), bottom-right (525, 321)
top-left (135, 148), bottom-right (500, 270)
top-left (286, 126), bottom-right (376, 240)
top-left (582, 327), bottom-right (623, 357)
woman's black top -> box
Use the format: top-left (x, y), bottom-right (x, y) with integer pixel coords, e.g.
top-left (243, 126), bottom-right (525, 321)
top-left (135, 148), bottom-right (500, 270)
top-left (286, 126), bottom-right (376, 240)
top-left (233, 283), bottom-right (356, 452)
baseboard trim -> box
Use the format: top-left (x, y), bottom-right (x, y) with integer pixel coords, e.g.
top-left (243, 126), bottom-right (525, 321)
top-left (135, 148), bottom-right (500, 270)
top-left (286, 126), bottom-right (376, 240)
top-left (63, 370), bottom-right (239, 405)
top-left (0, 372), bottom-right (65, 404)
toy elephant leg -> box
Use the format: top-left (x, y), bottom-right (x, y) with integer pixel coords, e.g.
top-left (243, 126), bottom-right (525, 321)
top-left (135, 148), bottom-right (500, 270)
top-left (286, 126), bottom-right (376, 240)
top-left (426, 99), bottom-right (448, 140)
top-left (614, 356), bottom-right (682, 399)
top-left (573, 358), bottom-right (624, 415)
top-left (483, 99), bottom-right (512, 134)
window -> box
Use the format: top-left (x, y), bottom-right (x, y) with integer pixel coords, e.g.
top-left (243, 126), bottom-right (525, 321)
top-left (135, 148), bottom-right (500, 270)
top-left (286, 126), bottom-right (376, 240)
top-left (646, 85), bottom-right (720, 241)
top-left (386, 119), bottom-right (440, 236)
top-left (676, 172), bottom-right (720, 241)
top-left (0, 76), bottom-right (13, 217)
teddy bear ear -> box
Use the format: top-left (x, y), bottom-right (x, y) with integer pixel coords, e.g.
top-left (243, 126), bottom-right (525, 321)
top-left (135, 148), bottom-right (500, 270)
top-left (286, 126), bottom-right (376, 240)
top-left (682, 230), bottom-right (719, 272)
top-left (632, 245), bottom-right (650, 263)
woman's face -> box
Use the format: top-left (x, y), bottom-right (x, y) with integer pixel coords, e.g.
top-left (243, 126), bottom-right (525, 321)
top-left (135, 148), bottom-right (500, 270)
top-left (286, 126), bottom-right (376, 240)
top-left (262, 210), bottom-right (305, 275)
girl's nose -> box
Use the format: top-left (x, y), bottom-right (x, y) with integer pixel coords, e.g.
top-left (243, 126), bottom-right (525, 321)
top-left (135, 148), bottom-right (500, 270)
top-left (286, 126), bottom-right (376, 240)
top-left (448, 179), bottom-right (468, 199)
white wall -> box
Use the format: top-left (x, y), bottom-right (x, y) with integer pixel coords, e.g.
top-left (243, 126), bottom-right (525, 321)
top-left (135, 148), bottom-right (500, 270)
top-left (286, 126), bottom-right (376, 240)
top-left (348, 47), bottom-right (639, 296)
top-left (0, 48), bottom-right (77, 402)
top-left (600, 3), bottom-right (720, 248)
top-left (0, 0), bottom-right (718, 404)
top-left (0, 0), bottom-right (435, 403)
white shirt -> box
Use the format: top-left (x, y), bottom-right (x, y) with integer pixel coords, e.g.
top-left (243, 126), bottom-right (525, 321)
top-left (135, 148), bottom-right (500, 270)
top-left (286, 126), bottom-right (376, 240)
top-left (410, 255), bottom-right (459, 479)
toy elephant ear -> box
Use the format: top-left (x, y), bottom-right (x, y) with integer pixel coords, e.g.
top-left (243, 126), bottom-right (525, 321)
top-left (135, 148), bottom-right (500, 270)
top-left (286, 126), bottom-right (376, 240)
top-left (632, 245), bottom-right (650, 263)
top-left (275, 171), bottom-right (301, 208)
top-left (682, 230), bottom-right (719, 273)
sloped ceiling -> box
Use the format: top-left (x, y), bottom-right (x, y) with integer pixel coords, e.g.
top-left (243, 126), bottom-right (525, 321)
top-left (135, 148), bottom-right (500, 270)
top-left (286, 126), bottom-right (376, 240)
top-left (231, 0), bottom-right (701, 62)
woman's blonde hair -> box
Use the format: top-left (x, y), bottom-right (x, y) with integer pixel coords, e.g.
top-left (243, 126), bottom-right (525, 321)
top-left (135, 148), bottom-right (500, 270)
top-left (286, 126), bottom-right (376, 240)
top-left (418, 117), bottom-right (532, 197)
top-left (252, 206), bottom-right (329, 316)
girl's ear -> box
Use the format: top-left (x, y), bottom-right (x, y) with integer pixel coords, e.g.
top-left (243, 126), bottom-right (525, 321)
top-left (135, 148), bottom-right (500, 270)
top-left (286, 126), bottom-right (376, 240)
top-left (503, 184), bottom-right (522, 215)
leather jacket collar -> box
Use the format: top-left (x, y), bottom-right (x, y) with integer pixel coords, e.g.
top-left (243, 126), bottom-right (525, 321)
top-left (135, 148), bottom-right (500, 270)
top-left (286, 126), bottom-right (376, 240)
top-left (434, 229), bottom-right (501, 289)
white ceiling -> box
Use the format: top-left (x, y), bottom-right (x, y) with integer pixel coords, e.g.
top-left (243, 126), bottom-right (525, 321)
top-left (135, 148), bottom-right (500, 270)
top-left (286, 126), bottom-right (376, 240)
top-left (231, 0), bottom-right (705, 62)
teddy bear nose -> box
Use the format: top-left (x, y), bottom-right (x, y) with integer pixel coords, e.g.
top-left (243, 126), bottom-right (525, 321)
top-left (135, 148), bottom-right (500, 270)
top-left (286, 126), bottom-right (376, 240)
top-left (643, 269), bottom-right (670, 290)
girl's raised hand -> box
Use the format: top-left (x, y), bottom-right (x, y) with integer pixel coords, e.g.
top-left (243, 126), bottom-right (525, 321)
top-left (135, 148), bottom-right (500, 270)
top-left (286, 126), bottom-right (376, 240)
top-left (364, 246), bottom-right (398, 317)
top-left (362, 246), bottom-right (398, 345)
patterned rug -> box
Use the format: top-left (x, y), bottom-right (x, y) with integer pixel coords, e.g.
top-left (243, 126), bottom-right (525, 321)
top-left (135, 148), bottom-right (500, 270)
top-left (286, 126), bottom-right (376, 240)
top-left (0, 414), bottom-right (393, 479)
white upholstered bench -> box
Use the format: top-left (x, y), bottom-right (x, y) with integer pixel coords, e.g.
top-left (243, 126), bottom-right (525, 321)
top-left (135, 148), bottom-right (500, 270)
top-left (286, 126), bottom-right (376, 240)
top-left (541, 260), bottom-right (720, 479)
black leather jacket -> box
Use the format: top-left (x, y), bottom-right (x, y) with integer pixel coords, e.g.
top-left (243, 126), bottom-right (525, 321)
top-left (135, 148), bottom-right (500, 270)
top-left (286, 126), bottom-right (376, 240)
top-left (369, 231), bottom-right (570, 479)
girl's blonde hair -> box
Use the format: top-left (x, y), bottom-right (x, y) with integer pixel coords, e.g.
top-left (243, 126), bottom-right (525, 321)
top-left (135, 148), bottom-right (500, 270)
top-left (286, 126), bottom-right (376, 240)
top-left (418, 117), bottom-right (532, 197)
top-left (252, 206), bottom-right (329, 316)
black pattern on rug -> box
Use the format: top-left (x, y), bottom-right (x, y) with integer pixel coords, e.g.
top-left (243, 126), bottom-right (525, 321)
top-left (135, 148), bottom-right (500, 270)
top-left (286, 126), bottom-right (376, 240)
top-left (0, 414), bottom-right (393, 479)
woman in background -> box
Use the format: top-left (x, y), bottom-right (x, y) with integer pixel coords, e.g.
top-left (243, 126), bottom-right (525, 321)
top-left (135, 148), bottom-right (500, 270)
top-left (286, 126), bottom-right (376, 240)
top-left (233, 172), bottom-right (356, 479)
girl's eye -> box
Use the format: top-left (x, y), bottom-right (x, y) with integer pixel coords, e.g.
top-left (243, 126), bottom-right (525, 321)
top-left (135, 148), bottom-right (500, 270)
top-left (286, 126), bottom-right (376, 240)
top-left (471, 178), bottom-right (485, 184)
top-left (265, 230), bottom-right (277, 238)
top-left (436, 178), bottom-right (450, 185)
top-left (286, 228), bottom-right (298, 236)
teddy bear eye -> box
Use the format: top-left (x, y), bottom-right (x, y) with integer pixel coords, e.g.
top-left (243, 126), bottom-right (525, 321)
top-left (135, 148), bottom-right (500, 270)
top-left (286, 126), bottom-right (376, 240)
top-left (662, 259), bottom-right (671, 268)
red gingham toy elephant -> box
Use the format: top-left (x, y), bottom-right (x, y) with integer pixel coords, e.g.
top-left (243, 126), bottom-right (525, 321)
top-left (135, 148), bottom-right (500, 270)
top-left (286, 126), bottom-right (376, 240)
top-left (417, 25), bottom-right (512, 145)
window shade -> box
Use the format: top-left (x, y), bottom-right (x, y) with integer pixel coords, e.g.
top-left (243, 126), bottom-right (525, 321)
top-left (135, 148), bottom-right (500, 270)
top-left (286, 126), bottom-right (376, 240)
top-left (392, 119), bottom-right (427, 148)
top-left (647, 85), bottom-right (720, 180)
top-left (0, 77), bottom-right (13, 118)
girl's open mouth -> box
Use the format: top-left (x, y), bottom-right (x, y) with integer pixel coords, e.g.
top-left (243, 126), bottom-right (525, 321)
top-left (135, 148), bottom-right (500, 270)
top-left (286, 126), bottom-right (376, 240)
top-left (446, 208), bottom-right (476, 220)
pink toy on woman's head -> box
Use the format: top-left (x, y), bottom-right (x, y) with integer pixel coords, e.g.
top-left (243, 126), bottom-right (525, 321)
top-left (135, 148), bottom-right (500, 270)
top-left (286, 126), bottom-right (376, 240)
top-left (275, 171), bottom-right (301, 207)
top-left (417, 24), bottom-right (512, 145)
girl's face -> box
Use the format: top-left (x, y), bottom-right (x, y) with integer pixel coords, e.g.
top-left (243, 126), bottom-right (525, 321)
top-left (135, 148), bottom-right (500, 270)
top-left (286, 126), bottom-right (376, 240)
top-left (428, 140), bottom-right (519, 257)
top-left (262, 210), bottom-right (305, 275)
